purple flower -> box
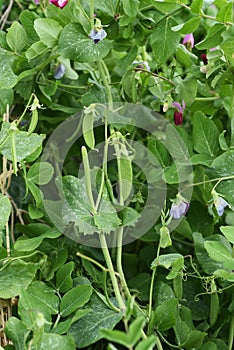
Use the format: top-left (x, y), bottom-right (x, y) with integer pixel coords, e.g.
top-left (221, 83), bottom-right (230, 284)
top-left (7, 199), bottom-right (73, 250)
top-left (214, 196), bottom-right (230, 216)
top-left (50, 0), bottom-right (68, 8)
top-left (54, 63), bottom-right (66, 80)
top-left (89, 28), bottom-right (107, 44)
top-left (201, 53), bottom-right (208, 65)
top-left (133, 60), bottom-right (150, 71)
top-left (172, 101), bottom-right (186, 126)
top-left (34, 0), bottom-right (40, 4)
top-left (170, 194), bottom-right (189, 219)
top-left (182, 33), bottom-right (194, 49)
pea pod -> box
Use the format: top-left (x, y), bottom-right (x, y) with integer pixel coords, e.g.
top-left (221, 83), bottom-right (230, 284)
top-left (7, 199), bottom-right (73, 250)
top-left (82, 112), bottom-right (95, 150)
top-left (28, 108), bottom-right (38, 135)
top-left (210, 291), bottom-right (219, 327)
top-left (173, 273), bottom-right (183, 300)
top-left (119, 157), bottom-right (133, 202)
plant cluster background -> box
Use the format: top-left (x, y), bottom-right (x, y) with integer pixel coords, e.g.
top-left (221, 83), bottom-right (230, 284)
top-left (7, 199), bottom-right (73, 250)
top-left (0, 0), bottom-right (234, 349)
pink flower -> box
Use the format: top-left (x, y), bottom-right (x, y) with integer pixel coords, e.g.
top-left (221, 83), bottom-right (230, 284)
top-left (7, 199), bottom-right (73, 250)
top-left (182, 33), bottom-right (194, 49)
top-left (50, 0), bottom-right (68, 8)
top-left (172, 101), bottom-right (186, 126)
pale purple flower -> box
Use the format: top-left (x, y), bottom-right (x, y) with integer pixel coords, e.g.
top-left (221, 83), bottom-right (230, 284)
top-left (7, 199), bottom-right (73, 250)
top-left (170, 194), bottom-right (189, 219)
top-left (214, 196), bottom-right (230, 216)
top-left (54, 63), bottom-right (66, 80)
top-left (89, 28), bottom-right (107, 44)
top-left (182, 33), bottom-right (194, 49)
top-left (34, 0), bottom-right (40, 4)
top-left (133, 60), bottom-right (150, 71)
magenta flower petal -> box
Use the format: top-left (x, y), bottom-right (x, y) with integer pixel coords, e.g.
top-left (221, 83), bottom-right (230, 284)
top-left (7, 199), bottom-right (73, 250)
top-left (182, 33), bottom-right (194, 48)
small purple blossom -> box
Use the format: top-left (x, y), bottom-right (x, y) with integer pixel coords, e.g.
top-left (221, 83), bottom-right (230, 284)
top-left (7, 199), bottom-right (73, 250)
top-left (214, 196), bottom-right (230, 216)
top-left (182, 33), bottom-right (194, 49)
top-left (54, 63), bottom-right (66, 80)
top-left (34, 0), bottom-right (40, 4)
top-left (89, 28), bottom-right (107, 44)
top-left (170, 194), bottom-right (189, 219)
top-left (172, 100), bottom-right (186, 126)
top-left (133, 60), bottom-right (150, 71)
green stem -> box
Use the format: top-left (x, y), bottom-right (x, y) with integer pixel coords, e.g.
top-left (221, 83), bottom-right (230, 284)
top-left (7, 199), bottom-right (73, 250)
top-left (99, 232), bottom-right (126, 311)
top-left (90, 0), bottom-right (95, 27)
top-left (148, 244), bottom-right (160, 319)
top-left (97, 60), bottom-right (113, 108)
top-left (194, 96), bottom-right (219, 101)
top-left (228, 313), bottom-right (234, 350)
top-left (11, 131), bottom-right (18, 174)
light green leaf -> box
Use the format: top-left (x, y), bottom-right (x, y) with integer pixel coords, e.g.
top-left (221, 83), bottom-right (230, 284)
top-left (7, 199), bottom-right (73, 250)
top-left (176, 44), bottom-right (198, 68)
top-left (151, 18), bottom-right (180, 63)
top-left (5, 317), bottom-right (27, 350)
top-left (0, 130), bottom-right (45, 162)
top-left (190, 0), bottom-right (203, 14)
top-left (172, 17), bottom-right (201, 34)
top-left (0, 259), bottom-right (37, 298)
top-left (196, 23), bottom-right (225, 50)
top-left (60, 285), bottom-right (93, 317)
top-left (32, 333), bottom-right (75, 350)
top-left (34, 18), bottom-right (62, 48)
top-left (216, 2), bottom-right (233, 22)
top-left (58, 23), bottom-right (112, 63)
top-left (69, 292), bottom-right (123, 348)
top-left (0, 51), bottom-right (18, 89)
top-left (220, 226), bottom-right (234, 244)
top-left (0, 194), bottom-right (11, 230)
top-left (122, 0), bottom-right (139, 17)
top-left (0, 89), bottom-right (14, 115)
top-left (192, 112), bottom-right (220, 157)
top-left (212, 150), bottom-right (234, 176)
top-left (18, 281), bottom-right (59, 328)
top-left (14, 228), bottom-right (61, 251)
top-left (6, 22), bottom-right (28, 52)
top-left (176, 76), bottom-right (197, 106)
top-left (151, 253), bottom-right (183, 269)
top-left (204, 241), bottom-right (232, 263)
top-left (27, 162), bottom-right (54, 185)
top-left (135, 335), bottom-right (157, 350)
top-left (25, 41), bottom-right (48, 60)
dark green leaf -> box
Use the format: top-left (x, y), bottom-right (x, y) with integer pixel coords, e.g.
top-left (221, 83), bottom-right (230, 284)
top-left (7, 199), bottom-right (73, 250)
top-left (60, 285), bottom-right (93, 317)
top-left (5, 317), bottom-right (27, 350)
top-left (153, 298), bottom-right (178, 331)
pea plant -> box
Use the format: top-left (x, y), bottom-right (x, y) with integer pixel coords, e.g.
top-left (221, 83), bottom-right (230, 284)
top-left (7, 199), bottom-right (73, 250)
top-left (0, 0), bottom-right (234, 349)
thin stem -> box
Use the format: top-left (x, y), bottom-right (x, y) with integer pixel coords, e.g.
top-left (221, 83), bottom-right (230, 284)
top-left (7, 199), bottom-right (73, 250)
top-left (134, 68), bottom-right (176, 86)
top-left (5, 223), bottom-right (11, 257)
top-left (90, 0), bottom-right (95, 27)
top-left (195, 96), bottom-right (219, 101)
top-left (182, 175), bottom-right (234, 192)
top-left (148, 244), bottom-right (160, 319)
top-left (99, 233), bottom-right (126, 311)
top-left (77, 251), bottom-right (109, 272)
top-left (97, 60), bottom-right (113, 108)
top-left (228, 313), bottom-right (234, 350)
top-left (16, 93), bottom-right (34, 127)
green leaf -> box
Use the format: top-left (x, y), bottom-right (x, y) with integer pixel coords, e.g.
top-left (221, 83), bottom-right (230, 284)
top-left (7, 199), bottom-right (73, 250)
top-left (153, 298), bottom-right (178, 331)
top-left (220, 226), bottom-right (234, 244)
top-left (56, 262), bottom-right (74, 293)
top-left (18, 281), bottom-right (59, 328)
top-left (0, 51), bottom-right (18, 89)
top-left (58, 23), bottom-right (112, 63)
top-left (60, 285), bottom-right (93, 317)
top-left (192, 112), bottom-right (220, 157)
top-left (0, 260), bottom-right (37, 298)
top-left (151, 18), bottom-right (180, 64)
top-left (0, 194), bottom-right (11, 230)
top-left (216, 2), bottom-right (233, 22)
top-left (25, 41), bottom-right (48, 60)
top-left (204, 241), bottom-right (233, 263)
top-left (0, 89), bottom-right (14, 116)
top-left (101, 317), bottom-right (145, 347)
top-left (172, 17), bottom-right (201, 34)
top-left (27, 162), bottom-right (54, 185)
top-left (6, 22), bottom-right (28, 52)
top-left (34, 18), bottom-right (62, 48)
top-left (0, 130), bottom-right (45, 162)
top-left (196, 23), bottom-right (225, 50)
top-left (14, 228), bottom-right (61, 251)
top-left (20, 10), bottom-right (40, 42)
top-left (151, 253), bottom-right (183, 269)
top-left (190, 0), bottom-right (203, 14)
top-left (33, 333), bottom-right (75, 350)
top-left (176, 76), bottom-right (197, 106)
top-left (135, 335), bottom-right (157, 350)
top-left (5, 317), bottom-right (27, 350)
top-left (212, 150), bottom-right (234, 176)
top-left (122, 0), bottom-right (139, 17)
top-left (62, 175), bottom-right (121, 235)
top-left (69, 292), bottom-right (123, 348)
top-left (176, 44), bottom-right (198, 68)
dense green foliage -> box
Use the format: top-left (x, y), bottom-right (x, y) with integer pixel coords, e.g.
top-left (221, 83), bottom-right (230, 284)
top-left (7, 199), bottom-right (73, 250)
top-left (0, 0), bottom-right (234, 349)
